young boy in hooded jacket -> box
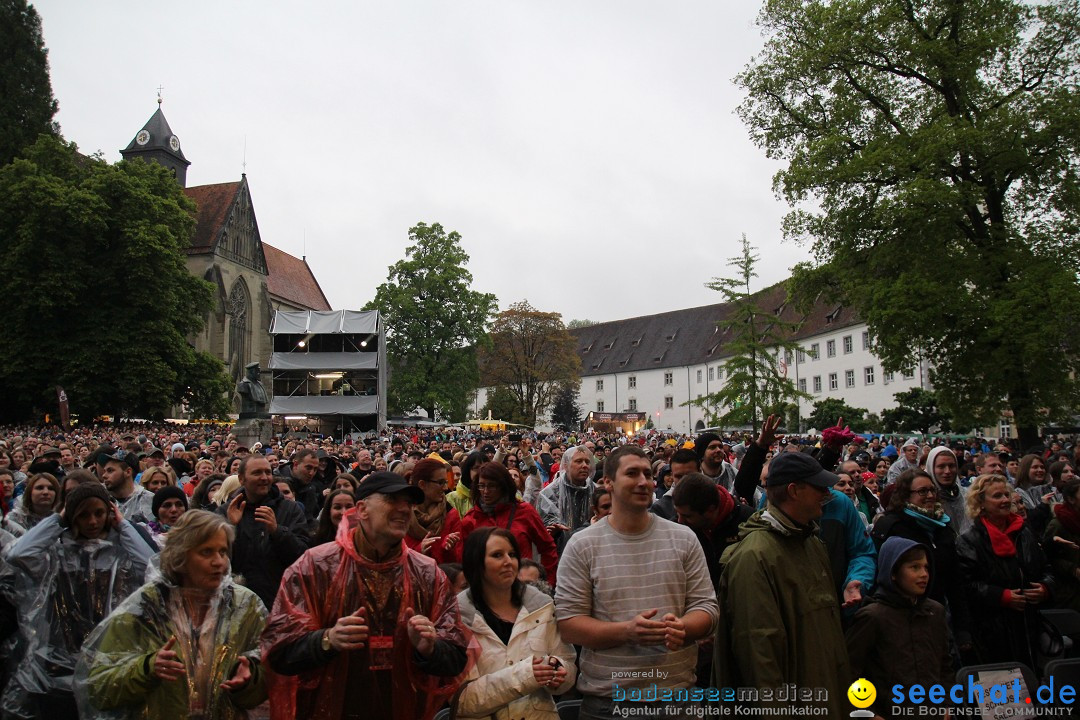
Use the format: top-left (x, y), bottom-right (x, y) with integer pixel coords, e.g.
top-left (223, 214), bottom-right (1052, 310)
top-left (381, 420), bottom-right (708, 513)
top-left (845, 537), bottom-right (953, 717)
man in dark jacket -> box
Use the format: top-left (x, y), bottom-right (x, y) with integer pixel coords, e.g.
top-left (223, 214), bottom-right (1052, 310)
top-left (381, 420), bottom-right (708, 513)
top-left (651, 449), bottom-right (699, 520)
top-left (671, 473), bottom-right (754, 586)
top-left (222, 455), bottom-right (310, 609)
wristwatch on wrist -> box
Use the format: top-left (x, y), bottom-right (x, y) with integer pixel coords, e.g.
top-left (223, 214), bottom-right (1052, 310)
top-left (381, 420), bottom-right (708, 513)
top-left (321, 630), bottom-right (332, 652)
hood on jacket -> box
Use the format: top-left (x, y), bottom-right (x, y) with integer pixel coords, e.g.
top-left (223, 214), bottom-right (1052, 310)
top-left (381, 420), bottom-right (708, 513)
top-left (736, 507), bottom-right (818, 542)
top-left (925, 446), bottom-right (956, 489)
top-left (875, 536), bottom-right (928, 594)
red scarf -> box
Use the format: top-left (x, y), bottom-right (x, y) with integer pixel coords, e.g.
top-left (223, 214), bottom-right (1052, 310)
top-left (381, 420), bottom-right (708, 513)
top-left (981, 514), bottom-right (1025, 557)
top-left (710, 485), bottom-right (736, 531)
top-left (1055, 502), bottom-right (1080, 536)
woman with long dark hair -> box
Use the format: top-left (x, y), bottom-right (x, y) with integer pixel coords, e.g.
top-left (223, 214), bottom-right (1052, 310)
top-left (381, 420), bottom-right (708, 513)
top-left (453, 527), bottom-right (574, 719)
top-left (310, 489), bottom-right (355, 545)
top-left (444, 462), bottom-right (559, 584)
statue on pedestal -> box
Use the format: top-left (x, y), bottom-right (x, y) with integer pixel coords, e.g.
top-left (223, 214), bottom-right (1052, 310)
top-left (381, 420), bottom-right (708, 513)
top-left (235, 362), bottom-right (269, 419)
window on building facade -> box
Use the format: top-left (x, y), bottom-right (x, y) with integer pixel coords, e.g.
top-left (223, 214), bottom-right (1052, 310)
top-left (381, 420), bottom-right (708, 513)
top-left (843, 335), bottom-right (853, 354)
top-left (862, 331), bottom-right (869, 350)
top-left (864, 366), bottom-right (875, 385)
top-left (902, 368), bottom-right (916, 380)
top-left (810, 343), bottom-right (820, 360)
top-left (664, 371), bottom-right (673, 386)
top-left (596, 379), bottom-right (604, 392)
top-left (797, 348), bottom-right (805, 363)
top-left (813, 376), bottom-right (822, 393)
top-left (884, 370), bottom-right (894, 384)
top-left (628, 375), bottom-right (636, 389)
top-left (826, 340), bottom-right (836, 358)
top-left (829, 373), bottom-right (838, 391)
top-left (784, 350), bottom-right (793, 365)
top-left (708, 366), bottom-right (714, 381)
top-left (628, 398), bottom-right (637, 411)
top-left (845, 369), bottom-right (855, 388)
top-left (696, 369), bottom-right (702, 383)
top-left (999, 419), bottom-right (1012, 439)
top-left (596, 401), bottom-right (604, 412)
top-left (798, 378), bottom-right (807, 394)
top-left (664, 396), bottom-right (673, 410)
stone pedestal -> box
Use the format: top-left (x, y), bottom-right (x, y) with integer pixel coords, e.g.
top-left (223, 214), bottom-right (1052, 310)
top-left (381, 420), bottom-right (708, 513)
top-left (233, 417), bottom-right (271, 449)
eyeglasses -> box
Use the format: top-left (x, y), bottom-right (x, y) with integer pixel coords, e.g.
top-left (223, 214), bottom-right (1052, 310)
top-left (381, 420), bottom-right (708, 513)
top-left (423, 478), bottom-right (448, 488)
top-left (912, 487), bottom-right (938, 498)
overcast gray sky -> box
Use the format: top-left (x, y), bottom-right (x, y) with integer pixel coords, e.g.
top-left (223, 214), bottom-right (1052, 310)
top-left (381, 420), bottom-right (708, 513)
top-left (34, 1), bottom-right (811, 323)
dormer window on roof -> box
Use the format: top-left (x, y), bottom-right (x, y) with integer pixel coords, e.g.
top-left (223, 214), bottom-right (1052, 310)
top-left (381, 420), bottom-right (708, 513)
top-left (707, 342), bottom-right (719, 356)
top-left (603, 340), bottom-right (614, 350)
top-left (582, 342), bottom-right (593, 354)
top-left (591, 361), bottom-right (603, 370)
top-left (665, 330), bottom-right (678, 342)
top-left (825, 305), bottom-right (842, 324)
top-left (653, 350), bottom-right (667, 363)
top-left (631, 336), bottom-right (642, 347)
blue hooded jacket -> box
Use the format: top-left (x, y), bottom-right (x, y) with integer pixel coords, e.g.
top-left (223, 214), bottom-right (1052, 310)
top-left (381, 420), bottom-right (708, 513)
top-left (876, 536), bottom-right (926, 595)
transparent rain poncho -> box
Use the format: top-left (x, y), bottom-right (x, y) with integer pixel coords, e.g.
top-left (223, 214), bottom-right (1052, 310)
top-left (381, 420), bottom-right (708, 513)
top-left (260, 507), bottom-right (478, 720)
top-left (73, 555), bottom-right (268, 720)
top-left (0, 514), bottom-right (153, 718)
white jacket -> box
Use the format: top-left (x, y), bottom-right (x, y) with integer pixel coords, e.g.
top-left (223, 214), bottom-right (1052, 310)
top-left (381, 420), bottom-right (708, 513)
top-left (456, 585), bottom-right (577, 719)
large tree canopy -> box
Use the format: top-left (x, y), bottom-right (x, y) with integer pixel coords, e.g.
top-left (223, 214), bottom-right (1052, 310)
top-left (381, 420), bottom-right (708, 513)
top-left (740, 0), bottom-right (1080, 446)
top-left (0, 136), bottom-right (227, 421)
top-left (364, 222), bottom-right (497, 421)
top-left (479, 300), bottom-right (581, 427)
top-left (0, 0), bottom-right (58, 166)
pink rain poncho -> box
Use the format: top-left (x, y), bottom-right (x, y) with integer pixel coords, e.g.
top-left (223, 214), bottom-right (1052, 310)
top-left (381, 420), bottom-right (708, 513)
top-left (261, 508), bottom-right (476, 720)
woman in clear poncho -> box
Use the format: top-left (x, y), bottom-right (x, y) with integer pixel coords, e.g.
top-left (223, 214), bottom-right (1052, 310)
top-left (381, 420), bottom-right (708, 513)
top-left (75, 510), bottom-right (268, 719)
top-left (0, 482), bottom-right (155, 719)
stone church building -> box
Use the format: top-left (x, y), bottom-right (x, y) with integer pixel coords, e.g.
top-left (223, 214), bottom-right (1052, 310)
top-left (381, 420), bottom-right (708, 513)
top-left (120, 101), bottom-right (331, 407)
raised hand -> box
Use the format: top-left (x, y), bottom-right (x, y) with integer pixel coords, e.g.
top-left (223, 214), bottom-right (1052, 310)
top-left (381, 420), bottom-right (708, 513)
top-left (328, 607), bottom-right (369, 651)
top-left (405, 607), bottom-right (437, 657)
top-left (152, 636), bottom-right (185, 681)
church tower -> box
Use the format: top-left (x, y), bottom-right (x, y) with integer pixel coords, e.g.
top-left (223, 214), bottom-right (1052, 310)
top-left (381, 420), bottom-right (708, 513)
top-left (120, 97), bottom-right (190, 187)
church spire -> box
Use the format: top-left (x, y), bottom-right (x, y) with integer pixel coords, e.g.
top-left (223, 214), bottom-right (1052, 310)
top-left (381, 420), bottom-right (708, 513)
top-left (120, 97), bottom-right (191, 187)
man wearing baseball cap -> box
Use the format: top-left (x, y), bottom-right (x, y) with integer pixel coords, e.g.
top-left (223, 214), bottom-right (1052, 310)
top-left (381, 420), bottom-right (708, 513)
top-left (263, 472), bottom-right (472, 719)
top-left (713, 451), bottom-right (850, 717)
top-left (101, 450), bottom-right (155, 525)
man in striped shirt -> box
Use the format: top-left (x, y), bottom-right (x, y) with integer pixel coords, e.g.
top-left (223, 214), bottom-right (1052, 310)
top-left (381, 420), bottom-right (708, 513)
top-left (555, 445), bottom-right (718, 719)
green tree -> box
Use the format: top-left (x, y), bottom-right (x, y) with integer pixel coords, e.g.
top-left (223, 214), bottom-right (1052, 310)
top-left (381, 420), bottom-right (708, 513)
top-left (881, 388), bottom-right (952, 435)
top-left (481, 386), bottom-right (523, 425)
top-left (688, 235), bottom-right (810, 432)
top-left (549, 384), bottom-right (583, 430)
top-left (479, 300), bottom-right (581, 427)
top-left (738, 0), bottom-right (1080, 449)
top-left (806, 399), bottom-right (870, 433)
top-left (365, 223), bottom-right (497, 421)
top-left (0, 0), bottom-right (59, 166)
top-left (179, 352), bottom-right (234, 421)
top-left (0, 136), bottom-right (222, 421)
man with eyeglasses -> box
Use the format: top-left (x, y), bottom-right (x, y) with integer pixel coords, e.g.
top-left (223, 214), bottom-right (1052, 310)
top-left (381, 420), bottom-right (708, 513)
top-left (714, 451), bottom-right (850, 718)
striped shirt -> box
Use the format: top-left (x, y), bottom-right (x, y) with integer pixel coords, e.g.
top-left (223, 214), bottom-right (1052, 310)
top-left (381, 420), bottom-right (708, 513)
top-left (554, 515), bottom-right (718, 697)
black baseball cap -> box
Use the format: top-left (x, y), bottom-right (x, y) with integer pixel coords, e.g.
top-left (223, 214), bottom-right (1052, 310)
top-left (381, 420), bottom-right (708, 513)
top-left (765, 452), bottom-right (839, 489)
top-left (355, 471), bottom-right (424, 503)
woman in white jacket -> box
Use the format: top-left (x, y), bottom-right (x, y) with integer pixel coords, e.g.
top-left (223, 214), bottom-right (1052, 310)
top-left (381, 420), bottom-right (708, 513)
top-left (455, 527), bottom-right (576, 719)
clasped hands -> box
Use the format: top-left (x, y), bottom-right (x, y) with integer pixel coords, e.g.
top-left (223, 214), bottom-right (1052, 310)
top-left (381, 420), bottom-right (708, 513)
top-left (624, 608), bottom-right (688, 651)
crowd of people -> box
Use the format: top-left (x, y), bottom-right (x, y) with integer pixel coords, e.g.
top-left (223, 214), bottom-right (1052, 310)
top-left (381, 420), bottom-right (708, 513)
top-left (0, 419), bottom-right (1077, 718)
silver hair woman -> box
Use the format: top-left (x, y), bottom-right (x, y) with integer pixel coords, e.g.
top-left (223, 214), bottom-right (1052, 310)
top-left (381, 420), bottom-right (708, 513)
top-left (76, 510), bottom-right (269, 719)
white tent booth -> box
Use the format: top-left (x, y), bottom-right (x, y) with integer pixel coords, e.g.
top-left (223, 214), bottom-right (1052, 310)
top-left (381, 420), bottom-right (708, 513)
top-left (269, 310), bottom-right (387, 434)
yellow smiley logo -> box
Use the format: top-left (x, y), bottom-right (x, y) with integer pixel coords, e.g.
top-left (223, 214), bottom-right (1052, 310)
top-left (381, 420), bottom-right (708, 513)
top-left (847, 678), bottom-right (876, 709)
